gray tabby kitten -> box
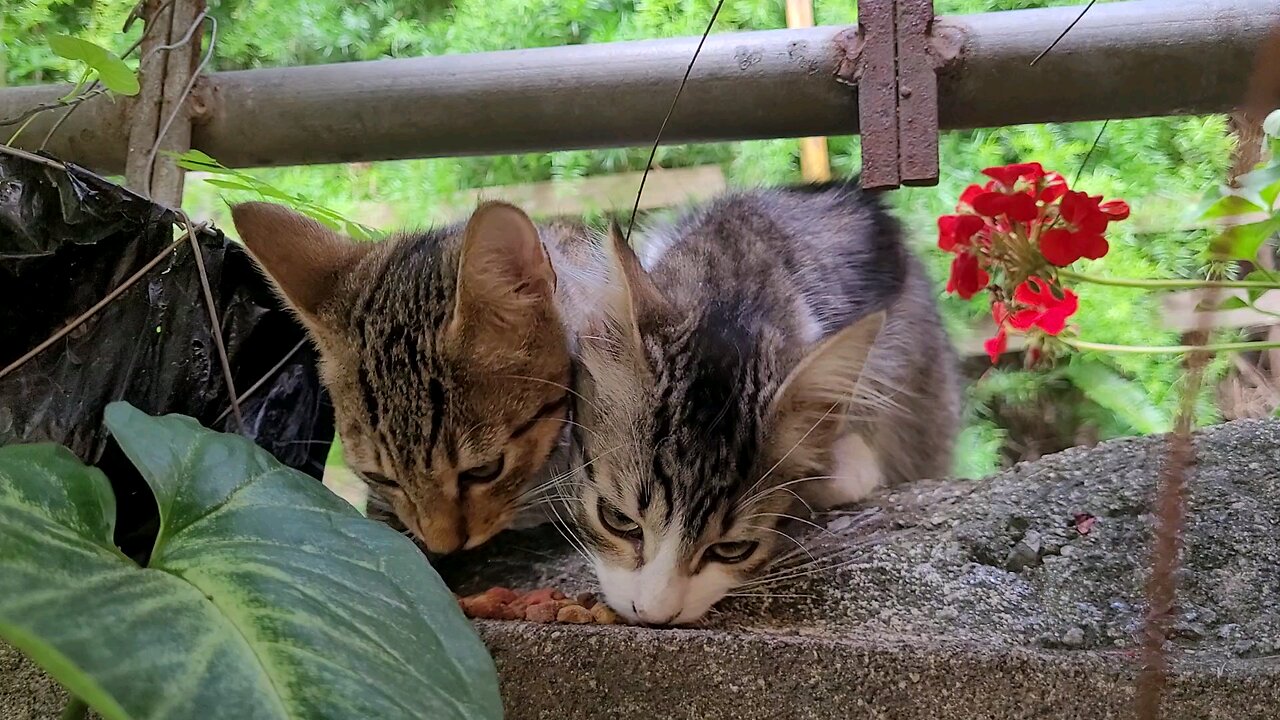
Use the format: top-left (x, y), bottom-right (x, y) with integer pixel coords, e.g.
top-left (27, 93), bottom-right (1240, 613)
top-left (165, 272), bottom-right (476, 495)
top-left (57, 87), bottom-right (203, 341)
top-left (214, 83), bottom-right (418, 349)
top-left (569, 181), bottom-right (960, 625)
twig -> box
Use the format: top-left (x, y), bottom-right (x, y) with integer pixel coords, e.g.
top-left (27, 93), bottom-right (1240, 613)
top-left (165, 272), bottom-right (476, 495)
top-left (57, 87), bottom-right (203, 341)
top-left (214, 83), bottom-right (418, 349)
top-left (211, 339), bottom-right (309, 425)
top-left (1030, 0), bottom-right (1098, 66)
top-left (180, 211), bottom-right (243, 431)
top-left (0, 92), bottom-right (106, 128)
top-left (0, 142), bottom-right (67, 169)
top-left (141, 16), bottom-right (216, 197)
top-left (624, 0), bottom-right (725, 244)
top-left (0, 231), bottom-right (189, 382)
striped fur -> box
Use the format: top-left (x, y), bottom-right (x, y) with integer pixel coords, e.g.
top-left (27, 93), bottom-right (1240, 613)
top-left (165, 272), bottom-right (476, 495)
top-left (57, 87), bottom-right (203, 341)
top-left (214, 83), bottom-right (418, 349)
top-left (569, 181), bottom-right (960, 624)
top-left (232, 202), bottom-right (602, 554)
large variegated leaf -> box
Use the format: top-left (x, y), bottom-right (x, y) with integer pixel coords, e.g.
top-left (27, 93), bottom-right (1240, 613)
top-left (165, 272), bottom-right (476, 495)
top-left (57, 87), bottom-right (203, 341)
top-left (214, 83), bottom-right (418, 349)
top-left (0, 402), bottom-right (500, 720)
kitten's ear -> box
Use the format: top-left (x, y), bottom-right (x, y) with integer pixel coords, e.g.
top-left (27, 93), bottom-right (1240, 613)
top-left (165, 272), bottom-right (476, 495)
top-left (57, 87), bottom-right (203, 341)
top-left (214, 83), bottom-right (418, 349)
top-left (453, 201), bottom-right (555, 330)
top-left (768, 312), bottom-right (886, 448)
top-left (595, 220), bottom-right (663, 342)
top-left (231, 202), bottom-right (369, 318)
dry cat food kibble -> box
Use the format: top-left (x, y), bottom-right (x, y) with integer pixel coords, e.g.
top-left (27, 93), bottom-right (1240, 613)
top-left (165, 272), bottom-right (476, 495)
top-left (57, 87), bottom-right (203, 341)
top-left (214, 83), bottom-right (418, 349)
top-left (457, 587), bottom-right (623, 625)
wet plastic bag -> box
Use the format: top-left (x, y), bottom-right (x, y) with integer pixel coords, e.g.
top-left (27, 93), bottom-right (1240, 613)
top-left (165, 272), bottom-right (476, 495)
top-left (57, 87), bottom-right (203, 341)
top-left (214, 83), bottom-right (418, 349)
top-left (0, 151), bottom-right (333, 556)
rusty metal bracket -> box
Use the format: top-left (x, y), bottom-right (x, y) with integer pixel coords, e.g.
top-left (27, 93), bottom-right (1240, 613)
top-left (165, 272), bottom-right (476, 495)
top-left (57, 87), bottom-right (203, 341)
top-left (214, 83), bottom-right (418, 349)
top-left (841, 0), bottom-right (944, 190)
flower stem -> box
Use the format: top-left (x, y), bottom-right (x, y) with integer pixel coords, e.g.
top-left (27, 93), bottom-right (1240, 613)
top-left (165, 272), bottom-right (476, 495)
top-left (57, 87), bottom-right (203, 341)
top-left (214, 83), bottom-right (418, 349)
top-left (1064, 338), bottom-right (1280, 354)
top-left (1059, 270), bottom-right (1280, 291)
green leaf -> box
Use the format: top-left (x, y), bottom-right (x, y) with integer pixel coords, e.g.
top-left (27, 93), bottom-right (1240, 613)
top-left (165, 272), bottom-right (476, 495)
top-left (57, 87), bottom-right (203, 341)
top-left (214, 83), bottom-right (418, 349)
top-left (1264, 109), bottom-right (1280, 139)
top-left (1215, 216), bottom-right (1280, 262)
top-left (1197, 296), bottom-right (1250, 312)
top-left (48, 35), bottom-right (139, 96)
top-left (1195, 191), bottom-right (1265, 221)
top-left (1236, 162), bottom-right (1280, 210)
top-left (1241, 269), bottom-right (1280, 303)
top-left (0, 402), bottom-right (500, 720)
top-left (1065, 359), bottom-right (1173, 435)
top-left (201, 178), bottom-right (260, 192)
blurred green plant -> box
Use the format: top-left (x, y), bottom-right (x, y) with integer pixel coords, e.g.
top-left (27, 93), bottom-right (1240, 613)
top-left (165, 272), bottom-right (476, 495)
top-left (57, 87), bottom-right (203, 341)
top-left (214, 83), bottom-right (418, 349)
top-left (172, 149), bottom-right (379, 240)
top-left (2, 0), bottom-right (1250, 475)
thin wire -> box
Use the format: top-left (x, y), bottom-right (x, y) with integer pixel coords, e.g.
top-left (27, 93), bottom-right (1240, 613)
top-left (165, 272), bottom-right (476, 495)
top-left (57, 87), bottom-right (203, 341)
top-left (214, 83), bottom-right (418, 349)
top-left (1072, 119), bottom-right (1110, 187)
top-left (624, 0), bottom-right (726, 244)
top-left (140, 9), bottom-right (208, 64)
top-left (1030, 0), bottom-right (1098, 66)
top-left (0, 231), bottom-right (189, 381)
top-left (180, 210), bottom-right (243, 431)
top-left (212, 339), bottom-right (308, 425)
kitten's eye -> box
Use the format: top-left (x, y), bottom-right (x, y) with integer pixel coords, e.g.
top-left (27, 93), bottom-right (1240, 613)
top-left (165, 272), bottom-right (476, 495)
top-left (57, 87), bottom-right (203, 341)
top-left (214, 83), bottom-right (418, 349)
top-left (363, 472), bottom-right (398, 489)
top-left (707, 540), bottom-right (759, 564)
top-left (460, 456), bottom-right (505, 485)
top-left (597, 497), bottom-right (642, 540)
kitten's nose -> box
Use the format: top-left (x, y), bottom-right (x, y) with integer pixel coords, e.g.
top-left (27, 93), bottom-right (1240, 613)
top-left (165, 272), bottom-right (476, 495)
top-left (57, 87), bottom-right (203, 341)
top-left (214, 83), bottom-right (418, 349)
top-left (632, 602), bottom-right (679, 626)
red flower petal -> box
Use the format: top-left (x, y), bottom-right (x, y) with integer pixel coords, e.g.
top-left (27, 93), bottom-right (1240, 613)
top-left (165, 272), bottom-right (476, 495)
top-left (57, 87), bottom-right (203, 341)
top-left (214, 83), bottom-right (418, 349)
top-left (1009, 308), bottom-right (1040, 331)
top-left (958, 183), bottom-right (987, 209)
top-left (991, 301), bottom-right (1009, 326)
top-left (1039, 228), bottom-right (1083, 266)
top-left (1077, 233), bottom-right (1109, 260)
top-left (1039, 172), bottom-right (1069, 203)
top-left (984, 329), bottom-right (1008, 364)
top-left (946, 253), bottom-right (989, 300)
top-left (1004, 193), bottom-right (1039, 222)
top-left (970, 192), bottom-right (1008, 218)
top-left (938, 214), bottom-right (986, 252)
top-left (1100, 199), bottom-right (1130, 221)
top-left (1060, 191), bottom-right (1108, 234)
top-left (1013, 277), bottom-right (1055, 306)
top-left (981, 162), bottom-right (1046, 189)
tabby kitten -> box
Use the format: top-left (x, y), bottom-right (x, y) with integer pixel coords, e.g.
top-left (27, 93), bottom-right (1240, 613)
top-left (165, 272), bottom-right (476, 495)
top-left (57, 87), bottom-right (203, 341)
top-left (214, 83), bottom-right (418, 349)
top-left (569, 181), bottom-right (960, 625)
top-left (232, 201), bottom-right (600, 554)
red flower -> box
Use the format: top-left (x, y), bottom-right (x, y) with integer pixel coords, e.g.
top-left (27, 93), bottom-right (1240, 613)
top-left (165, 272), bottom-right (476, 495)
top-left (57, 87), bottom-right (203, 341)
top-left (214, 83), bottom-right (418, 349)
top-left (1040, 228), bottom-right (1109, 266)
top-left (1100, 199), bottom-right (1130, 220)
top-left (1039, 172), bottom-right (1069, 203)
top-left (971, 191), bottom-right (1038, 222)
top-left (946, 252), bottom-right (989, 300)
top-left (1009, 278), bottom-right (1078, 335)
top-left (984, 330), bottom-right (1007, 363)
top-left (1059, 191), bottom-right (1109, 235)
top-left (958, 183), bottom-right (987, 209)
top-left (982, 162), bottom-right (1046, 189)
top-left (984, 302), bottom-right (1010, 362)
top-left (938, 214), bottom-right (987, 252)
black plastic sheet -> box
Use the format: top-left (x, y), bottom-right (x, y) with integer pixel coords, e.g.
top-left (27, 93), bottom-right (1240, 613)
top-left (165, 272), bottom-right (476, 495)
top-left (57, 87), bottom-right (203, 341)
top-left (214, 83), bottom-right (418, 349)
top-left (0, 152), bottom-right (333, 556)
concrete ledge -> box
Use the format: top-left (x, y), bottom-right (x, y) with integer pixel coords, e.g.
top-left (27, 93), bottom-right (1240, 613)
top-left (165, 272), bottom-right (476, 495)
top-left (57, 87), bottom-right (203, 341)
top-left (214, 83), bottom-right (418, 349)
top-left (477, 623), bottom-right (1277, 720)
top-left (6, 419), bottom-right (1280, 718)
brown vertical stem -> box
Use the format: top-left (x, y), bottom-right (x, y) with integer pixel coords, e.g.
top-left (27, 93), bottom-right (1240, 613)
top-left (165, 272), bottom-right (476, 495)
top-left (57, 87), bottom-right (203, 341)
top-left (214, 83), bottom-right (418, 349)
top-left (1136, 27), bottom-right (1279, 716)
top-left (124, 0), bottom-right (173, 194)
top-left (1134, 335), bottom-right (1209, 719)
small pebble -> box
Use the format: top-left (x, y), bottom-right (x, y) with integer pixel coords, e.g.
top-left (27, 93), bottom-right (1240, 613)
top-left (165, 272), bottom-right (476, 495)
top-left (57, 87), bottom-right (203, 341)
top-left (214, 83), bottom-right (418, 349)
top-left (557, 605), bottom-right (594, 624)
top-left (1063, 627), bottom-right (1086, 648)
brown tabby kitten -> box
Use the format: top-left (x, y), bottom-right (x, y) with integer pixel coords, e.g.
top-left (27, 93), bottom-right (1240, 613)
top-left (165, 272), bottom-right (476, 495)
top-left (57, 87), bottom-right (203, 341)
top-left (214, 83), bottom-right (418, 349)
top-left (232, 202), bottom-right (600, 554)
top-left (569, 181), bottom-right (960, 625)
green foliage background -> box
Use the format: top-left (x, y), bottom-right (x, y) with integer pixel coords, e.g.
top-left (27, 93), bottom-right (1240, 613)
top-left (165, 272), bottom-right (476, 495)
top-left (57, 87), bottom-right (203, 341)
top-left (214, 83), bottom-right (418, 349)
top-left (2, 0), bottom-right (1238, 477)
